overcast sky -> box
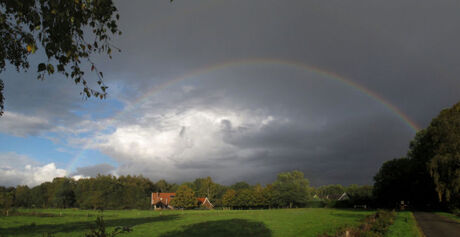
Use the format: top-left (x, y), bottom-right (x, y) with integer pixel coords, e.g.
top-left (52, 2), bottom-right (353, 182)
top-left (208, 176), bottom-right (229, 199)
top-left (1, 0), bottom-right (459, 187)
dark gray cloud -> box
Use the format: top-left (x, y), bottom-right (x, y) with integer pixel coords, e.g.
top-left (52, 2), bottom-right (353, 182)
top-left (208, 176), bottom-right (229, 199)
top-left (73, 163), bottom-right (116, 177)
top-left (0, 111), bottom-right (53, 137)
top-left (1, 0), bottom-right (459, 186)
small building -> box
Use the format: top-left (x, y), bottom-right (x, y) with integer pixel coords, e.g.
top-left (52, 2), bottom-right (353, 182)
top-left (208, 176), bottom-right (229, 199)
top-left (338, 192), bottom-right (350, 201)
top-left (197, 197), bottom-right (214, 209)
top-left (151, 192), bottom-right (214, 210)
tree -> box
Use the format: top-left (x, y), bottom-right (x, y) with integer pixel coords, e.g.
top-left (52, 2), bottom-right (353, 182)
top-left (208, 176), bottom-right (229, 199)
top-left (373, 158), bottom-right (413, 207)
top-left (0, 187), bottom-right (15, 215)
top-left (193, 177), bottom-right (218, 201)
top-left (0, 0), bottom-right (122, 115)
top-left (234, 189), bottom-right (255, 208)
top-left (253, 184), bottom-right (266, 207)
top-left (155, 179), bottom-right (176, 193)
top-left (14, 185), bottom-right (31, 207)
top-left (262, 184), bottom-right (277, 208)
top-left (53, 177), bottom-right (76, 208)
top-left (411, 102), bottom-right (460, 206)
top-left (373, 102), bottom-right (460, 209)
top-left (170, 185), bottom-right (196, 209)
top-left (272, 170), bottom-right (311, 208)
top-left (222, 189), bottom-right (236, 208)
top-left (345, 184), bottom-right (373, 205)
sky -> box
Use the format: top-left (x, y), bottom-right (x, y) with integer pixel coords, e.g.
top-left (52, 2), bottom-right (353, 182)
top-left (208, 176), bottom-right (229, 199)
top-left (1, 0), bottom-right (459, 187)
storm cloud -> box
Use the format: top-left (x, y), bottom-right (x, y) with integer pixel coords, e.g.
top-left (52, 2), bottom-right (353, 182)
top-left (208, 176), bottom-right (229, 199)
top-left (1, 0), bottom-right (459, 186)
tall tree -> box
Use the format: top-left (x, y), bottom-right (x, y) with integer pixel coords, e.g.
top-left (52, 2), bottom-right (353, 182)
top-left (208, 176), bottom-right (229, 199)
top-left (193, 177), bottom-right (217, 200)
top-left (373, 102), bottom-right (460, 209)
top-left (412, 102), bottom-right (460, 205)
top-left (155, 179), bottom-right (175, 193)
top-left (253, 184), bottom-right (266, 207)
top-left (52, 177), bottom-right (76, 208)
top-left (0, 190), bottom-right (14, 215)
top-left (273, 170), bottom-right (311, 208)
top-left (0, 0), bottom-right (121, 115)
top-left (14, 185), bottom-right (31, 207)
top-left (170, 185), bottom-right (196, 209)
top-left (222, 189), bottom-right (236, 208)
top-left (373, 158), bottom-right (414, 207)
top-left (234, 189), bottom-right (255, 208)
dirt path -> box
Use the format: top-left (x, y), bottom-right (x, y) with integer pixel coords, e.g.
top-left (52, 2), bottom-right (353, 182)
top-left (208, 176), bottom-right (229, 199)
top-left (413, 212), bottom-right (460, 237)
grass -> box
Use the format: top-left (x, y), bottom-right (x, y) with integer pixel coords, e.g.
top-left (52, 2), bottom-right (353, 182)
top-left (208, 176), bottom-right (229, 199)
top-left (385, 211), bottom-right (423, 237)
top-left (0, 208), bottom-right (374, 237)
top-left (435, 212), bottom-right (460, 223)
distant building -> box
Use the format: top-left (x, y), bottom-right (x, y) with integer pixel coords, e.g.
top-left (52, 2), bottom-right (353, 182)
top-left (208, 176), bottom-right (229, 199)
top-left (338, 192), bottom-right (350, 201)
top-left (151, 192), bottom-right (176, 210)
top-left (151, 192), bottom-right (214, 210)
top-left (197, 197), bottom-right (214, 209)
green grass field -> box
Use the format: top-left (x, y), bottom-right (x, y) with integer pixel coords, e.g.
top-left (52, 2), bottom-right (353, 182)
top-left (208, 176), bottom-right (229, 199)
top-left (0, 208), bottom-right (375, 237)
top-left (385, 211), bottom-right (423, 237)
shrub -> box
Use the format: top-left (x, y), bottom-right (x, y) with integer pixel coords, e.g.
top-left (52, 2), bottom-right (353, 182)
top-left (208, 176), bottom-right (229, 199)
top-left (85, 216), bottom-right (132, 237)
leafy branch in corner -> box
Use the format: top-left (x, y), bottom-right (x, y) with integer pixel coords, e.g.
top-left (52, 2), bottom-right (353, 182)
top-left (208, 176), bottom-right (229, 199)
top-left (0, 0), bottom-right (122, 115)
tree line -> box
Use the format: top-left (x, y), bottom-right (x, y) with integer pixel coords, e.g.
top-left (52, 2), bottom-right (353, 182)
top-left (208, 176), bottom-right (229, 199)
top-left (373, 101), bottom-right (460, 210)
top-left (0, 170), bottom-right (372, 211)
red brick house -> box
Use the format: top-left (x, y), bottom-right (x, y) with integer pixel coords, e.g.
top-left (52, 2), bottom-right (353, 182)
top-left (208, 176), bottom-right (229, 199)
top-left (151, 192), bottom-right (176, 209)
top-left (151, 192), bottom-right (214, 210)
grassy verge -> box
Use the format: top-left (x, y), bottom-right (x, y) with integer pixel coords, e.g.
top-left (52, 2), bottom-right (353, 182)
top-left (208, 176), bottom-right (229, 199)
top-left (386, 211), bottom-right (423, 237)
top-left (435, 212), bottom-right (460, 223)
top-left (320, 210), bottom-right (396, 237)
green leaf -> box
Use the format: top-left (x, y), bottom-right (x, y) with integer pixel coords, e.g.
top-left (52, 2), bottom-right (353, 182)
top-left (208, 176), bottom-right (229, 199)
top-left (47, 64), bottom-right (55, 74)
top-left (38, 63), bottom-right (46, 72)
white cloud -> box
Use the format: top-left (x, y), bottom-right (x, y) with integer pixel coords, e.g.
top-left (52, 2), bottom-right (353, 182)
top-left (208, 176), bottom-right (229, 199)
top-left (0, 152), bottom-right (67, 187)
top-left (71, 175), bottom-right (90, 180)
top-left (86, 107), bottom-right (278, 182)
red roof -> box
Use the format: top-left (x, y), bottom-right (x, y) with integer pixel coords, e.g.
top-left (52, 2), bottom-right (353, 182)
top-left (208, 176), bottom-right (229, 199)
top-left (151, 192), bottom-right (176, 205)
top-left (151, 192), bottom-right (213, 208)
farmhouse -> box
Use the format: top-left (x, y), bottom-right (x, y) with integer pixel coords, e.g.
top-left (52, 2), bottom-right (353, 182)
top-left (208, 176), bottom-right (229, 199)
top-left (151, 192), bottom-right (214, 210)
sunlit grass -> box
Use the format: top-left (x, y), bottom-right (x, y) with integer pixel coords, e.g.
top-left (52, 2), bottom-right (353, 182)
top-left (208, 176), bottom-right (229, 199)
top-left (385, 211), bottom-right (423, 237)
top-left (0, 208), bottom-right (374, 237)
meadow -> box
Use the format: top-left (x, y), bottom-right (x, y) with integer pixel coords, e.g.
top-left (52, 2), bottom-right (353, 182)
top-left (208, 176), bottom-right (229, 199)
top-left (0, 208), bottom-right (376, 237)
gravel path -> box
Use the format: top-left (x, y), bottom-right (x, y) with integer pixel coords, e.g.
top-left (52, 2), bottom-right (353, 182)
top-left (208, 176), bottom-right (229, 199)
top-left (413, 212), bottom-right (460, 237)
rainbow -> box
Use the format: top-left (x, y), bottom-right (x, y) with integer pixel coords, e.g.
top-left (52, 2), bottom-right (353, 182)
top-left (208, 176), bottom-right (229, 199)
top-left (65, 58), bottom-right (420, 173)
top-left (129, 58), bottom-right (420, 131)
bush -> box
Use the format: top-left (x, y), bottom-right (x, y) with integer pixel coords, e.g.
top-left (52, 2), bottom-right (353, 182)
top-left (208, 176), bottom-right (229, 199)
top-left (85, 216), bottom-right (132, 237)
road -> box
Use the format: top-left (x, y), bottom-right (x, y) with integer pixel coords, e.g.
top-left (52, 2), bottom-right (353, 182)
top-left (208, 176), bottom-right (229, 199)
top-left (413, 212), bottom-right (460, 237)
